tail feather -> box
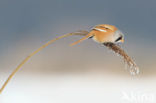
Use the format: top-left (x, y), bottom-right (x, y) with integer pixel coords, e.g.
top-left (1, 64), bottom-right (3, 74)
top-left (70, 33), bottom-right (92, 46)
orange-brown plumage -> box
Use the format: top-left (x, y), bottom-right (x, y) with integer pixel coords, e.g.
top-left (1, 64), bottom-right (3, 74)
top-left (70, 24), bottom-right (123, 46)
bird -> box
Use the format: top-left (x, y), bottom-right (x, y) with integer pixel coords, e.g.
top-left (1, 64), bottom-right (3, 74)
top-left (70, 24), bottom-right (139, 75)
top-left (70, 24), bottom-right (124, 46)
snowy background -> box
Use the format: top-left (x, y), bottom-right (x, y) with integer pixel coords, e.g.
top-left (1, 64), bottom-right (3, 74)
top-left (0, 0), bottom-right (156, 103)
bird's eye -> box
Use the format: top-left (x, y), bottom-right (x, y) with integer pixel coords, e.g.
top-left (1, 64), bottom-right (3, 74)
top-left (115, 36), bottom-right (122, 42)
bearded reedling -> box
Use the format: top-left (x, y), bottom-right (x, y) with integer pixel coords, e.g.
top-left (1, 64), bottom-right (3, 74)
top-left (71, 24), bottom-right (139, 75)
top-left (0, 24), bottom-right (139, 94)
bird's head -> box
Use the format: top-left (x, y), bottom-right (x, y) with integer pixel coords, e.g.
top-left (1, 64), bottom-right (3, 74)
top-left (93, 24), bottom-right (124, 43)
top-left (113, 29), bottom-right (124, 43)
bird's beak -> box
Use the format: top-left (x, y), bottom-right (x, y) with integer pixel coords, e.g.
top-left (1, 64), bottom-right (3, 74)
top-left (120, 38), bottom-right (124, 43)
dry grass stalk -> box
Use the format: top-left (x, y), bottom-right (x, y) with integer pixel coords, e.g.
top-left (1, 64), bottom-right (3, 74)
top-left (104, 42), bottom-right (139, 75)
top-left (0, 30), bottom-right (139, 94)
top-left (0, 31), bottom-right (89, 94)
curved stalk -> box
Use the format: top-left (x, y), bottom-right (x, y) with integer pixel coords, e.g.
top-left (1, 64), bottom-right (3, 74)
top-left (0, 31), bottom-right (88, 94)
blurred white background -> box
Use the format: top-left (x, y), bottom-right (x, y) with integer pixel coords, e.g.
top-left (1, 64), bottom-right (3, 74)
top-left (0, 0), bottom-right (156, 103)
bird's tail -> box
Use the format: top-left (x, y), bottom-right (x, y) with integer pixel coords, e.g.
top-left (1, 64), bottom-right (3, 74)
top-left (70, 31), bottom-right (92, 46)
